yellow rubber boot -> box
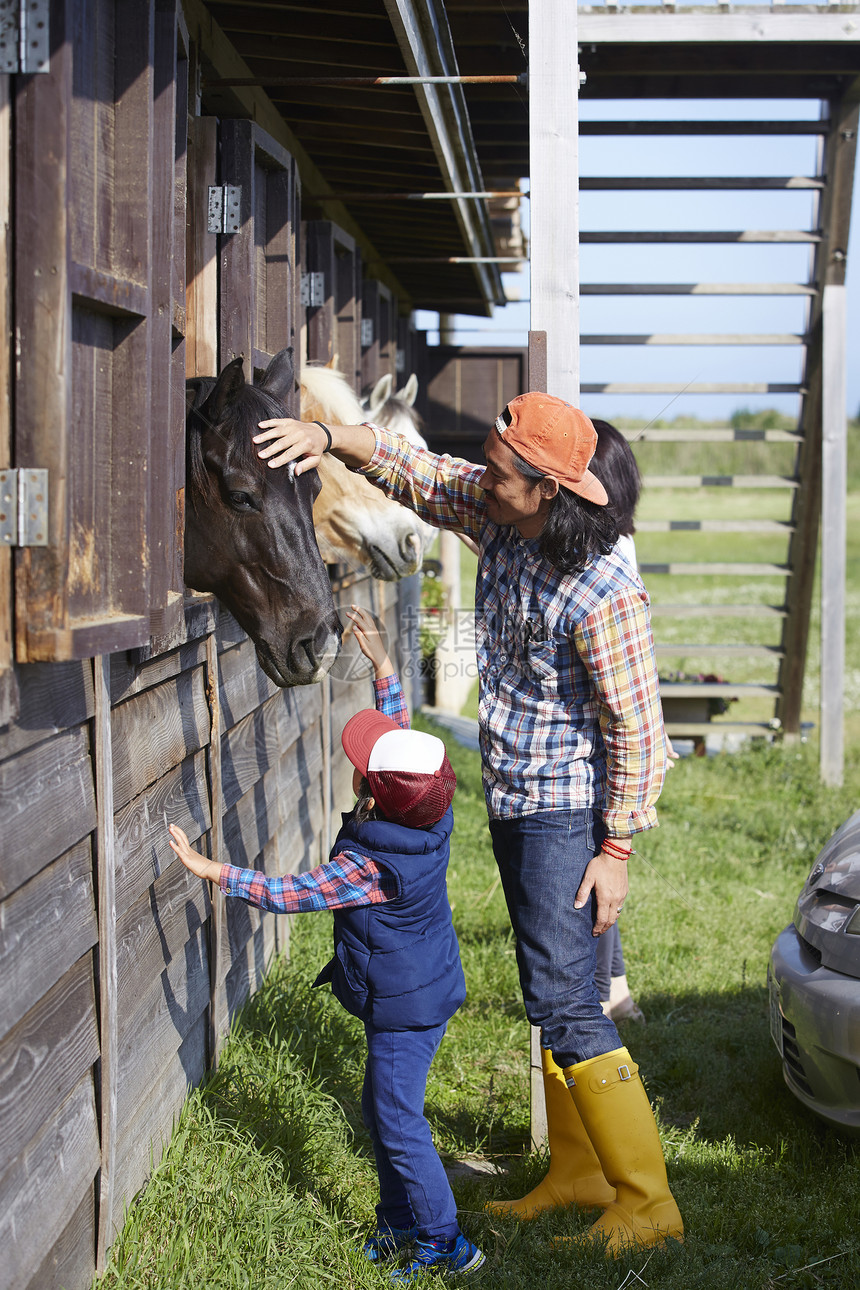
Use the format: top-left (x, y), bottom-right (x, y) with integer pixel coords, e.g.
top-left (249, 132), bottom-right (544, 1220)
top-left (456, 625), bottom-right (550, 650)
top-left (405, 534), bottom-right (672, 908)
top-left (562, 1047), bottom-right (683, 1254)
top-left (486, 1047), bottom-right (615, 1218)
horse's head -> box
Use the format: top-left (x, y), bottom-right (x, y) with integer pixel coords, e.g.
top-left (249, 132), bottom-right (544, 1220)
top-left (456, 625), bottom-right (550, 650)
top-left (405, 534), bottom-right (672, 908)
top-left (185, 350), bottom-right (342, 686)
top-left (301, 364), bottom-right (433, 579)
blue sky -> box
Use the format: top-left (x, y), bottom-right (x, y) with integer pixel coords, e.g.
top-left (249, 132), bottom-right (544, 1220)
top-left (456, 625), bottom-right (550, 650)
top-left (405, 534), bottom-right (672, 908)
top-left (417, 98), bottom-right (859, 425)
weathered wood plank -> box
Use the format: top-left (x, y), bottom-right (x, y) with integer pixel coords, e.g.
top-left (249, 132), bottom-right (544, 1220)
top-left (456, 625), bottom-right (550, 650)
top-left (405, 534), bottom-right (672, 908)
top-left (111, 1009), bottom-right (207, 1237)
top-left (0, 839), bottom-right (97, 1041)
top-left (205, 632), bottom-right (227, 1068)
top-left (0, 660), bottom-right (93, 760)
top-left (222, 924), bottom-right (273, 1025)
top-left (0, 727), bottom-right (96, 899)
top-left (0, 1073), bottom-right (100, 1290)
top-left (0, 77), bottom-right (12, 717)
top-left (115, 923), bottom-right (210, 1127)
top-left (114, 747), bottom-right (211, 920)
top-left (110, 665), bottom-right (210, 810)
top-left (186, 115), bottom-right (218, 378)
top-left (218, 636), bottom-right (282, 730)
top-left (95, 653), bottom-right (119, 1271)
top-left (115, 854), bottom-right (211, 1027)
top-left (110, 636), bottom-right (207, 705)
top-left (24, 1186), bottom-right (96, 1290)
top-left (0, 954), bottom-right (99, 1174)
top-left (222, 761), bottom-right (281, 870)
top-left (221, 691), bottom-right (287, 815)
top-left (13, 1), bottom-right (73, 663)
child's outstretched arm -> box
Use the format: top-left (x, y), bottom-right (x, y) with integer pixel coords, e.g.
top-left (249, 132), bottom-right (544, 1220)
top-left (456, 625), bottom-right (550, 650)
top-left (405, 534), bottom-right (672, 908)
top-left (169, 824), bottom-right (223, 884)
top-left (347, 604), bottom-right (395, 681)
top-left (168, 823), bottom-right (395, 913)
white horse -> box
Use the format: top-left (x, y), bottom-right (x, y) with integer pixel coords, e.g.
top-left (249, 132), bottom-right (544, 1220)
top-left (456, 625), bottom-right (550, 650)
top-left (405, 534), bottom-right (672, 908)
top-left (364, 372), bottom-right (480, 560)
top-left (300, 364), bottom-right (436, 580)
top-left (363, 373), bottom-right (426, 446)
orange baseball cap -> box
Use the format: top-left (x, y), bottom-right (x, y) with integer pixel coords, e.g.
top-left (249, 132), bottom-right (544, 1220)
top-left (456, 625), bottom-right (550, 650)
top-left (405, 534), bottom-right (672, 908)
top-left (495, 393), bottom-right (609, 506)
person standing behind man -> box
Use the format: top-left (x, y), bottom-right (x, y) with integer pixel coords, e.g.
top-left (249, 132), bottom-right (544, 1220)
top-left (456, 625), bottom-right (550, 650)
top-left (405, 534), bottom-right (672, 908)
top-left (253, 393), bottom-right (683, 1255)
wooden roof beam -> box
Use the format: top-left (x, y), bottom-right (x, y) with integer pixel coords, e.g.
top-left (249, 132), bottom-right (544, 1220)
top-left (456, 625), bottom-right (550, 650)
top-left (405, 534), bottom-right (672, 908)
top-left (383, 0), bottom-right (504, 308)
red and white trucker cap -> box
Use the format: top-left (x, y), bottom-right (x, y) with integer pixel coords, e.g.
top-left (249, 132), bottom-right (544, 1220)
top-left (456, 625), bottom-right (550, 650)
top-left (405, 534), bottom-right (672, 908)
top-left (341, 709), bottom-right (456, 828)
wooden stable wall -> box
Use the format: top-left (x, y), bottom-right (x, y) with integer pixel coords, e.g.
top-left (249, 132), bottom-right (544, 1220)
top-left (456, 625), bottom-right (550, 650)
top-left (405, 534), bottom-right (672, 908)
top-left (0, 574), bottom-right (414, 1290)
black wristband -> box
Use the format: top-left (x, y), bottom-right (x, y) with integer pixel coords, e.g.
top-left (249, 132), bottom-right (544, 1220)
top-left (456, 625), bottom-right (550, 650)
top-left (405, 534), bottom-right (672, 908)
top-left (312, 420), bottom-right (333, 453)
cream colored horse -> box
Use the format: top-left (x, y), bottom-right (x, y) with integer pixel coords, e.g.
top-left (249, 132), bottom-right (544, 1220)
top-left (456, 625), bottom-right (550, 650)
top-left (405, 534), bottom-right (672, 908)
top-left (300, 364), bottom-right (435, 580)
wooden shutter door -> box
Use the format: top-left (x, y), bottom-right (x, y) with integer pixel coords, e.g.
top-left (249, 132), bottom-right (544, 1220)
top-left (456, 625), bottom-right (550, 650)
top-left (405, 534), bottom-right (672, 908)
top-left (220, 119), bottom-right (300, 403)
top-left (14, 0), bottom-right (175, 660)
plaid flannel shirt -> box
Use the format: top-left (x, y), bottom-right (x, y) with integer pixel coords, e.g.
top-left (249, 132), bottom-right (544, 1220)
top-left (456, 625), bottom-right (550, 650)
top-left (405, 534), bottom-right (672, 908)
top-left (359, 427), bottom-right (666, 836)
top-left (220, 674), bottom-right (406, 910)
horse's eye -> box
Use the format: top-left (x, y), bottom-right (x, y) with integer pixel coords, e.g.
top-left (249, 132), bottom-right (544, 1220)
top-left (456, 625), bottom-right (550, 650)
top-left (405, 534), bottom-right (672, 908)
top-left (228, 490), bottom-right (257, 511)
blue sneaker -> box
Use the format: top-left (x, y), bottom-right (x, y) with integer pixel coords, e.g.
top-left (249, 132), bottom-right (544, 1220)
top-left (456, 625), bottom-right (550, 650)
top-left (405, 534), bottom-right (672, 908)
top-left (390, 1233), bottom-right (486, 1282)
top-left (361, 1225), bottom-right (418, 1264)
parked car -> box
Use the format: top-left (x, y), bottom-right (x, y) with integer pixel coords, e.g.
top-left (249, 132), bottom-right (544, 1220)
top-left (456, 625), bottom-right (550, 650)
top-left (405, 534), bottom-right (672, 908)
top-left (768, 809), bottom-right (860, 1134)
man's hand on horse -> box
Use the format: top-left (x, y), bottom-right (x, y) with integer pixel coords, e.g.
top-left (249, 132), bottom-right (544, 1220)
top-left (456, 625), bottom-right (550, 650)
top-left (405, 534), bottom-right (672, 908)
top-left (254, 418), bottom-right (328, 475)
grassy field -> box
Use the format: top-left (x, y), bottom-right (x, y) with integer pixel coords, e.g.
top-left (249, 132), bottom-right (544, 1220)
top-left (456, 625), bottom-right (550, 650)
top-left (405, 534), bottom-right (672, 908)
top-left (94, 418), bottom-right (859, 1289)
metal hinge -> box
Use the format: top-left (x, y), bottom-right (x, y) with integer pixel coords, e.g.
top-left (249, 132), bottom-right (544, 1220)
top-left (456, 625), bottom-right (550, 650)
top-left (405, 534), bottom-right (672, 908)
top-left (300, 272), bottom-right (325, 307)
top-left (0, 469), bottom-right (49, 547)
top-left (207, 186), bottom-right (242, 234)
top-left (0, 0), bottom-right (50, 74)
top-left (395, 348), bottom-right (406, 373)
top-left (361, 318), bottom-right (374, 348)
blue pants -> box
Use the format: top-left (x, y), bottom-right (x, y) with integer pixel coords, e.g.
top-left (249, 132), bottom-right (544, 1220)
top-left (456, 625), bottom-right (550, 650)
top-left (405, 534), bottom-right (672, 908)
top-left (594, 922), bottom-right (627, 1001)
top-left (489, 807), bottom-right (621, 1067)
top-left (362, 1021), bottom-right (459, 1242)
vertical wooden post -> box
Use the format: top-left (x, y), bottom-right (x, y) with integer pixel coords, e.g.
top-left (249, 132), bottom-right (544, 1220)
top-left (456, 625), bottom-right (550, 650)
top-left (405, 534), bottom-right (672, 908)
top-left (528, 3), bottom-right (580, 401)
top-left (186, 117), bottom-right (218, 378)
top-left (0, 74), bottom-right (15, 727)
top-left (820, 284), bottom-right (846, 787)
top-left (94, 655), bottom-right (118, 1270)
top-left (205, 632), bottom-right (227, 1064)
top-left (527, 0), bottom-right (581, 1148)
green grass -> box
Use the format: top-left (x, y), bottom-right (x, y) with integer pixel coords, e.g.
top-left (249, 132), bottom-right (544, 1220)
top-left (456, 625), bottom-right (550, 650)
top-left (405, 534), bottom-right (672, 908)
top-left (95, 728), bottom-right (860, 1290)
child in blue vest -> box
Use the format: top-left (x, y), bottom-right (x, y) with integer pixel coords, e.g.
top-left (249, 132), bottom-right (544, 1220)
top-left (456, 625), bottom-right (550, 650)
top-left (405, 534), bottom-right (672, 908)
top-left (168, 605), bottom-right (485, 1283)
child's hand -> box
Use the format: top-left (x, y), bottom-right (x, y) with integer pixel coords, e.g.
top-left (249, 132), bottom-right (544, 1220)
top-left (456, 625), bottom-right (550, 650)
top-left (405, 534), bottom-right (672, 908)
top-left (346, 605), bottom-right (394, 679)
top-left (169, 823), bottom-right (222, 884)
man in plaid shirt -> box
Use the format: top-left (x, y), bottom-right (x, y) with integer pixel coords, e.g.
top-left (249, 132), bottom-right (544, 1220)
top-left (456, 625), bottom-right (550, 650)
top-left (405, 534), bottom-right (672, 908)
top-left (254, 392), bottom-right (683, 1255)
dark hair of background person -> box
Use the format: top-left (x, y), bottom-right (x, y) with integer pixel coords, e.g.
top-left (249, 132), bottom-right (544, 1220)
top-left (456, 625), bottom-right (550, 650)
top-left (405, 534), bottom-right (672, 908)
top-left (353, 776), bottom-right (381, 826)
top-left (511, 454), bottom-right (619, 575)
top-left (588, 419), bottom-right (642, 539)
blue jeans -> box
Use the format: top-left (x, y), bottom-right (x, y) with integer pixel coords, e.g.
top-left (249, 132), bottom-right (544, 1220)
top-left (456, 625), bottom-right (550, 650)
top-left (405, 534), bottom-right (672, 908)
top-left (489, 807), bottom-right (621, 1067)
top-left (362, 1021), bottom-right (459, 1242)
top-left (594, 923), bottom-right (627, 1001)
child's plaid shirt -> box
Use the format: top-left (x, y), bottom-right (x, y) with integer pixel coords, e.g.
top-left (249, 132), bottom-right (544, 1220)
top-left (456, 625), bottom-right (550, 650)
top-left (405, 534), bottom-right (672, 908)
top-left (219, 674), bottom-right (405, 911)
top-left (359, 426), bottom-right (666, 837)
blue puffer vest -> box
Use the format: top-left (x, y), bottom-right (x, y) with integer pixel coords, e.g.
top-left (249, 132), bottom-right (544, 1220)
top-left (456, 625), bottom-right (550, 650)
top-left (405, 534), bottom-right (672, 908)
top-left (313, 806), bottom-right (466, 1030)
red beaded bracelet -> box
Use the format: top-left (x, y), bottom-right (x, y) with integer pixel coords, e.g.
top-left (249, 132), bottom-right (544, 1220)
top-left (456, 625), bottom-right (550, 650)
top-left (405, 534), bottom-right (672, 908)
top-left (602, 838), bottom-right (635, 860)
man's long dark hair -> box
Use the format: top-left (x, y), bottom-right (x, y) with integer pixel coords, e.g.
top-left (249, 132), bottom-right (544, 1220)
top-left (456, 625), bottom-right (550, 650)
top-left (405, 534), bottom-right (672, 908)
top-left (512, 455), bottom-right (618, 574)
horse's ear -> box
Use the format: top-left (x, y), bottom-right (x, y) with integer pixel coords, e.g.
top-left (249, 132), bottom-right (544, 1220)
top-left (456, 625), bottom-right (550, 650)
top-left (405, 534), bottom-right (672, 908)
top-left (260, 347), bottom-right (295, 404)
top-left (199, 357), bottom-right (246, 425)
top-left (397, 374), bottom-right (419, 407)
top-left (326, 353), bottom-right (339, 371)
top-left (368, 373), bottom-right (393, 418)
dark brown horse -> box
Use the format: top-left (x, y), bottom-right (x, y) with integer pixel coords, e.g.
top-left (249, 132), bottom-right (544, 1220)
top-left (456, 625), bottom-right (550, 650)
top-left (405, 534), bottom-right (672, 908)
top-left (185, 349), bottom-right (341, 686)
